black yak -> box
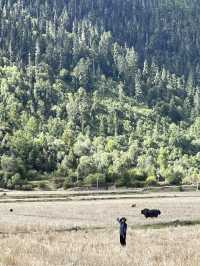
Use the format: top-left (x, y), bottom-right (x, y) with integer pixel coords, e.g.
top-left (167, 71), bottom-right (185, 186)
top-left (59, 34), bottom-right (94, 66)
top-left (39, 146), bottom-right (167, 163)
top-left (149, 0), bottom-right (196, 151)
top-left (141, 208), bottom-right (161, 218)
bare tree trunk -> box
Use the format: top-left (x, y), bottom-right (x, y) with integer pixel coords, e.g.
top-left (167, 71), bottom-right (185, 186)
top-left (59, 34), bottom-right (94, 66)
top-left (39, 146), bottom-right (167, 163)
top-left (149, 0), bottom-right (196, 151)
top-left (97, 176), bottom-right (99, 190)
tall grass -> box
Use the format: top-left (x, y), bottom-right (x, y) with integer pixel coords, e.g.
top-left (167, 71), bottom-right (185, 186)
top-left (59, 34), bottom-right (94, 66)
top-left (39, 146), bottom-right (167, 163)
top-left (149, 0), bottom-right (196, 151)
top-left (0, 226), bottom-right (200, 266)
top-left (0, 193), bottom-right (200, 265)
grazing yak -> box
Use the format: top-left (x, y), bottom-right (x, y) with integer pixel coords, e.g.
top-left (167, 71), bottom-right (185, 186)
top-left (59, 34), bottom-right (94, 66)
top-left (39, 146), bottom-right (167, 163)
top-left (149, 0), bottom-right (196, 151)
top-left (141, 208), bottom-right (161, 218)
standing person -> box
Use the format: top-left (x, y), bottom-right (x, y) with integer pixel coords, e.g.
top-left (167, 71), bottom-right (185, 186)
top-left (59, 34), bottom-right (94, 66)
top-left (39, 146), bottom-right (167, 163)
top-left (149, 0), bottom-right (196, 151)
top-left (117, 217), bottom-right (127, 246)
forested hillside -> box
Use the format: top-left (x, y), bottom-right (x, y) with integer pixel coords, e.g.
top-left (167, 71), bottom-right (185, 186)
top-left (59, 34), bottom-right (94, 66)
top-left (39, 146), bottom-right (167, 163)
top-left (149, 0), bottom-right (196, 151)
top-left (0, 0), bottom-right (200, 189)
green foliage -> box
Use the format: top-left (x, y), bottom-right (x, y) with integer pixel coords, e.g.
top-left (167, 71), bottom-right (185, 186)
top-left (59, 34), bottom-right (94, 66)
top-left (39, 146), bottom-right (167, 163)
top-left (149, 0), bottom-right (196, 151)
top-left (145, 176), bottom-right (158, 186)
top-left (0, 0), bottom-right (200, 189)
top-left (63, 178), bottom-right (73, 190)
top-left (7, 173), bottom-right (27, 189)
top-left (115, 176), bottom-right (130, 187)
top-left (105, 139), bottom-right (119, 152)
top-left (127, 169), bottom-right (147, 182)
top-left (124, 168), bottom-right (147, 187)
top-left (84, 173), bottom-right (106, 187)
top-left (38, 181), bottom-right (49, 190)
top-left (21, 184), bottom-right (33, 191)
top-left (53, 177), bottom-right (65, 189)
top-left (165, 169), bottom-right (183, 185)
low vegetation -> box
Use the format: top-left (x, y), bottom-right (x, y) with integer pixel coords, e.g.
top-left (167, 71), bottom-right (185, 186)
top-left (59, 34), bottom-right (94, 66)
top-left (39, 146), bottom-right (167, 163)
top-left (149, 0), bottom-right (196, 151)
top-left (0, 192), bottom-right (199, 231)
top-left (0, 226), bottom-right (200, 266)
top-left (0, 192), bottom-right (198, 265)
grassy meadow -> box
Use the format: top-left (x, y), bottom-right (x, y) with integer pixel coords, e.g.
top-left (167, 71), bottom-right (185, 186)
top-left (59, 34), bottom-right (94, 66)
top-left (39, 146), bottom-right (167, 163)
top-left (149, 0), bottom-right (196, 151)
top-left (0, 191), bottom-right (200, 265)
top-left (1, 226), bottom-right (200, 266)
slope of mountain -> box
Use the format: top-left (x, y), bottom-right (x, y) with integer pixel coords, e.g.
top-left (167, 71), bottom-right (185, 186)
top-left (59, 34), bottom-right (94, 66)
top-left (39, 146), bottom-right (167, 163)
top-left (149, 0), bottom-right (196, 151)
top-left (0, 0), bottom-right (199, 189)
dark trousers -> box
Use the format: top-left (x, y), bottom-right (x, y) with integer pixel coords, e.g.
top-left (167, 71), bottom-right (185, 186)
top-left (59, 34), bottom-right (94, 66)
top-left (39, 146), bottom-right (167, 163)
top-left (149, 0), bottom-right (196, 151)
top-left (120, 235), bottom-right (126, 246)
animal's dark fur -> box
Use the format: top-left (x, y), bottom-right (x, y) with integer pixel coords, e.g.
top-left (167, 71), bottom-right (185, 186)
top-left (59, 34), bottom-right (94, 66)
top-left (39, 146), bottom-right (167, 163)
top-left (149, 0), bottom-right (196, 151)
top-left (141, 208), bottom-right (161, 218)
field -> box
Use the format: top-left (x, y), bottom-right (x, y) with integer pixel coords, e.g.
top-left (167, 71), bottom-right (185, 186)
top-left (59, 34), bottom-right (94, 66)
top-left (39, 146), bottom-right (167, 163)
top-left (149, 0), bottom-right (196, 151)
top-left (1, 190), bottom-right (200, 265)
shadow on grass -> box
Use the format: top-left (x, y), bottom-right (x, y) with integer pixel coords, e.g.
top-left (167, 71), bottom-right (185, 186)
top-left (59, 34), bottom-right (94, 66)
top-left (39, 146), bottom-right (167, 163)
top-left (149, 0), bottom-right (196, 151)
top-left (133, 219), bottom-right (200, 230)
top-left (1, 219), bottom-right (200, 236)
top-left (51, 219), bottom-right (200, 233)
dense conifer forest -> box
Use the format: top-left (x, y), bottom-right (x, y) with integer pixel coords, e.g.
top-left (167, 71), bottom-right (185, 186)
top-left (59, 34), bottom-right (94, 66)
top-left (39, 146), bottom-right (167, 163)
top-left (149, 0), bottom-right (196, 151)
top-left (0, 0), bottom-right (200, 189)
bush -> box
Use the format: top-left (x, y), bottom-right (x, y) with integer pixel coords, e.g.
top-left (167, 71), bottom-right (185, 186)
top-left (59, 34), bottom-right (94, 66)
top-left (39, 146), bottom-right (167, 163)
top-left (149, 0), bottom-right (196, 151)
top-left (115, 168), bottom-right (147, 187)
top-left (27, 170), bottom-right (38, 180)
top-left (115, 177), bottom-right (146, 188)
top-left (38, 181), bottom-right (48, 190)
top-left (107, 168), bottom-right (119, 183)
top-left (4, 171), bottom-right (13, 180)
top-left (129, 180), bottom-right (145, 188)
top-left (145, 176), bottom-right (158, 186)
top-left (127, 168), bottom-right (147, 181)
top-left (6, 179), bottom-right (13, 189)
top-left (21, 184), bottom-right (33, 191)
top-left (63, 178), bottom-right (73, 189)
top-left (166, 170), bottom-right (183, 185)
top-left (14, 185), bottom-right (21, 190)
top-left (67, 170), bottom-right (77, 183)
top-left (5, 173), bottom-right (26, 189)
top-left (85, 173), bottom-right (106, 187)
top-left (1, 156), bottom-right (25, 177)
top-left (53, 176), bottom-right (65, 189)
top-left (11, 173), bottom-right (24, 186)
top-left (115, 176), bottom-right (129, 187)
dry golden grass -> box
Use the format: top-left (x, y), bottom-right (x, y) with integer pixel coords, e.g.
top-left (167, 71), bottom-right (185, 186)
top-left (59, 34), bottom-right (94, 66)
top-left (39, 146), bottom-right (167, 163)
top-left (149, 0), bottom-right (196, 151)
top-left (0, 192), bottom-right (200, 265)
top-left (0, 226), bottom-right (200, 266)
top-left (0, 195), bottom-right (200, 231)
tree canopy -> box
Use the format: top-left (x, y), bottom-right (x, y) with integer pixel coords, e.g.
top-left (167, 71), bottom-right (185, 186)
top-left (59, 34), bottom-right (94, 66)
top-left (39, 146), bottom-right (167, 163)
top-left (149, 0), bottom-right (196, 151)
top-left (0, 0), bottom-right (199, 189)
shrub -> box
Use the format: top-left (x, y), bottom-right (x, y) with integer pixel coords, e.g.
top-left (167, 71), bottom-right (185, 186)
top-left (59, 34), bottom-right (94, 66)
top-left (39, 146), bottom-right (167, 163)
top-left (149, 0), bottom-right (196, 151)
top-left (85, 173), bottom-right (106, 187)
top-left (115, 176), bottom-right (129, 187)
top-left (1, 156), bottom-right (25, 177)
top-left (53, 177), bottom-right (65, 189)
top-left (11, 173), bottom-right (24, 186)
top-left (0, 170), bottom-right (4, 178)
top-left (114, 169), bottom-right (149, 188)
top-left (21, 184), bottom-right (33, 191)
top-left (127, 168), bottom-right (147, 181)
top-left (4, 173), bottom-right (26, 189)
top-left (38, 181), bottom-right (48, 190)
top-left (63, 178), bottom-right (73, 189)
top-left (166, 170), bottom-right (183, 185)
top-left (130, 181), bottom-right (145, 188)
top-left (145, 176), bottom-right (158, 186)
top-left (14, 185), bottom-right (21, 190)
top-left (6, 179), bottom-right (13, 189)
top-left (27, 170), bottom-right (38, 180)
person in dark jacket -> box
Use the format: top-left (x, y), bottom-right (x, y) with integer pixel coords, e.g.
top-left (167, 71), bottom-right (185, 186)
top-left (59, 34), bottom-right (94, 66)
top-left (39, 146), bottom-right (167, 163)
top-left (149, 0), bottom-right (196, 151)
top-left (117, 217), bottom-right (127, 246)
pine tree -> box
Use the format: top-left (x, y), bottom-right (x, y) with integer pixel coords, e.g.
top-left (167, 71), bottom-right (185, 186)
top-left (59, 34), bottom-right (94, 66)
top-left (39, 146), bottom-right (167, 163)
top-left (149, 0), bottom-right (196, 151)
top-left (135, 71), bottom-right (144, 103)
